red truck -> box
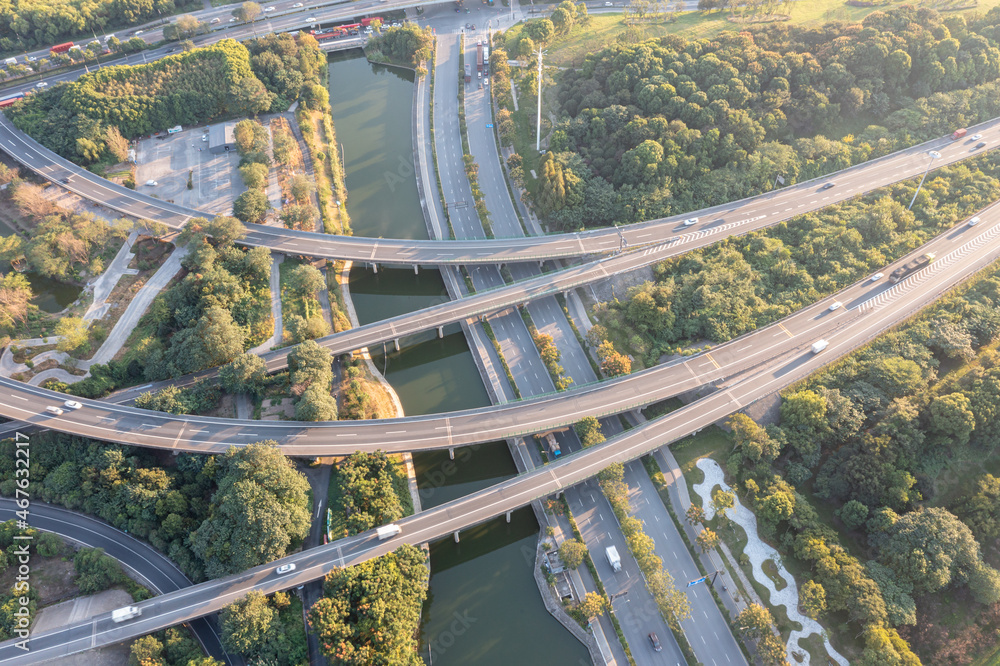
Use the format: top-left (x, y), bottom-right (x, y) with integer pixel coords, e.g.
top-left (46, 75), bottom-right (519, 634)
top-left (476, 42), bottom-right (483, 74)
top-left (360, 16), bottom-right (382, 27)
top-left (50, 42), bottom-right (74, 54)
top-left (952, 128), bottom-right (968, 140)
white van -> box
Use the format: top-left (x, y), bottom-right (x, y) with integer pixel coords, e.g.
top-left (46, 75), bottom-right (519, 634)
top-left (3, 57), bottom-right (16, 66)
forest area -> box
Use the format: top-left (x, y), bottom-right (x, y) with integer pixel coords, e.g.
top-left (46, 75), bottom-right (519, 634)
top-left (6, 31), bottom-right (327, 169)
top-left (0, 0), bottom-right (203, 53)
top-left (506, 6), bottom-right (1000, 228)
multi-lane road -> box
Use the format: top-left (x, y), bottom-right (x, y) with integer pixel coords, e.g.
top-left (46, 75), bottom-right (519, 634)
top-left (1, 205), bottom-right (997, 455)
top-left (5, 203), bottom-right (1000, 662)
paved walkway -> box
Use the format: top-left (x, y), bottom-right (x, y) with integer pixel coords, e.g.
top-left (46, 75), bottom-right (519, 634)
top-left (1, 243), bottom-right (187, 386)
top-left (249, 253), bottom-right (284, 355)
top-left (693, 458), bottom-right (848, 666)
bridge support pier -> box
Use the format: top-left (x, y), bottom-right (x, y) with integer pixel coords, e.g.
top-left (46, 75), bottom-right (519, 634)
top-left (506, 510), bottom-right (512, 523)
top-left (437, 325), bottom-right (444, 338)
top-left (453, 531), bottom-right (460, 543)
top-left (448, 447), bottom-right (455, 460)
top-left (414, 264), bottom-right (419, 274)
top-left (393, 339), bottom-right (400, 351)
top-left (371, 263), bottom-right (378, 274)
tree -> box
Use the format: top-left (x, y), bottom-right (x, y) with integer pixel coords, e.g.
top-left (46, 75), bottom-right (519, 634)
top-left (838, 499), bottom-right (869, 530)
top-left (285, 263), bottom-right (324, 302)
top-left (696, 528), bottom-right (719, 552)
top-left (235, 1), bottom-right (262, 23)
top-left (192, 443), bottom-right (311, 578)
top-left (220, 353), bottom-right (270, 396)
top-left (522, 18), bottom-right (555, 45)
top-left (290, 174), bottom-right (314, 203)
top-left (575, 416), bottom-right (605, 447)
top-left (165, 306), bottom-right (245, 375)
top-left (686, 504), bottom-right (705, 525)
top-left (577, 591), bottom-right (606, 619)
top-left (233, 188), bottom-right (271, 224)
top-left (280, 203), bottom-right (320, 230)
top-left (712, 488), bottom-right (735, 519)
top-left (559, 539), bottom-right (587, 569)
top-left (798, 580), bottom-right (826, 619)
top-left (337, 452), bottom-right (403, 535)
top-left (220, 590), bottom-right (276, 655)
top-left (735, 603), bottom-right (774, 640)
top-left (105, 126), bottom-right (130, 163)
top-left (55, 316), bottom-right (88, 352)
top-left (129, 635), bottom-right (165, 666)
top-left (234, 119), bottom-right (269, 155)
top-left (875, 507), bottom-right (991, 595)
top-left (204, 216), bottom-right (247, 246)
top-left (597, 340), bottom-right (631, 376)
top-left (309, 544), bottom-right (428, 666)
top-left (958, 474), bottom-right (1000, 540)
top-left (858, 624), bottom-right (920, 666)
top-left (929, 392), bottom-right (976, 446)
top-left (295, 385), bottom-right (337, 422)
top-left (288, 339), bottom-right (333, 389)
top-left (239, 162), bottom-right (269, 190)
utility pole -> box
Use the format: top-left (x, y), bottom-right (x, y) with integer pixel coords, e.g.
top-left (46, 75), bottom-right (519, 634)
top-left (909, 151), bottom-right (939, 210)
top-left (535, 48), bottom-right (544, 154)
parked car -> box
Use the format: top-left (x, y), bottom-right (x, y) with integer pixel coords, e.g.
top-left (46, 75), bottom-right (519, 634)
top-left (145, 179), bottom-right (157, 186)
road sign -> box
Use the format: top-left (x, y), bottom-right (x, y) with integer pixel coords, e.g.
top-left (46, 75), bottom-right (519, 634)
top-left (486, 123), bottom-right (493, 128)
top-left (687, 576), bottom-right (707, 588)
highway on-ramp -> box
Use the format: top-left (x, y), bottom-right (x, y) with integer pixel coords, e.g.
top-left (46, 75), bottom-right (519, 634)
top-left (0, 500), bottom-right (234, 665)
top-left (1, 207), bottom-right (998, 454)
top-left (3, 204), bottom-right (999, 663)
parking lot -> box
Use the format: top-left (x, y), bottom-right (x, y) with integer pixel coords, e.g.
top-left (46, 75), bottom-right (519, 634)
top-left (134, 125), bottom-right (244, 215)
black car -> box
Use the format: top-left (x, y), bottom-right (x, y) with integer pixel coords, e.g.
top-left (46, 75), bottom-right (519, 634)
top-left (60, 176), bottom-right (71, 184)
top-left (821, 182), bottom-right (835, 190)
top-left (648, 633), bottom-right (662, 652)
top-left (977, 141), bottom-right (987, 149)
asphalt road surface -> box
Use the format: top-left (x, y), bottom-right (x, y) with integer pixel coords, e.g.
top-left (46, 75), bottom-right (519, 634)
top-left (5, 210), bottom-right (998, 663)
top-left (0, 500), bottom-right (234, 665)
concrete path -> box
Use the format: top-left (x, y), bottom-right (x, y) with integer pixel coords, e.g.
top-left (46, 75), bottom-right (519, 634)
top-left (85, 230), bottom-right (140, 322)
top-left (693, 458), bottom-right (848, 666)
top-left (1, 244), bottom-right (187, 385)
top-left (249, 253), bottom-right (284, 355)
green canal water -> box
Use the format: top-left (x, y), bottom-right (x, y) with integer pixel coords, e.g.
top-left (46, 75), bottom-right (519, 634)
top-left (328, 50), bottom-right (589, 666)
top-left (0, 218), bottom-right (81, 313)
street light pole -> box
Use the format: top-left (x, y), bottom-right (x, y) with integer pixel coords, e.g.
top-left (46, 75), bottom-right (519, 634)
top-left (535, 48), bottom-right (544, 154)
top-left (909, 153), bottom-right (938, 210)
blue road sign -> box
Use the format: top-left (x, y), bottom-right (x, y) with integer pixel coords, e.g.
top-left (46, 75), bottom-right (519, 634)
top-left (687, 576), bottom-right (707, 588)
top-left (486, 123), bottom-right (494, 128)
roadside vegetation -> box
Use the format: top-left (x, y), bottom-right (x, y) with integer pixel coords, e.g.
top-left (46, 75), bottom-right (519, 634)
top-left (219, 589), bottom-right (307, 666)
top-left (0, 0), bottom-right (203, 54)
top-left (365, 23), bottom-right (434, 72)
top-left (233, 118), bottom-right (273, 224)
top-left (498, 7), bottom-right (1000, 230)
top-left (591, 151), bottom-right (1000, 368)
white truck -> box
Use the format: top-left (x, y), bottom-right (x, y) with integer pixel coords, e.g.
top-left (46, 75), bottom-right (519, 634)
top-left (606, 546), bottom-right (621, 572)
top-left (111, 606), bottom-right (141, 623)
top-left (811, 340), bottom-right (829, 354)
top-left (376, 524), bottom-right (402, 540)
top-left (3, 57), bottom-right (16, 67)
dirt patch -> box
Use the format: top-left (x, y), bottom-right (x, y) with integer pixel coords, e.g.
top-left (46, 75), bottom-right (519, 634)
top-left (262, 397), bottom-right (295, 420)
top-left (0, 556), bottom-right (78, 606)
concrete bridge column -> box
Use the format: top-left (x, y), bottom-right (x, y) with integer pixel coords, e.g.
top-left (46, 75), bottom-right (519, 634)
top-left (437, 325), bottom-right (444, 338)
top-left (506, 510), bottom-right (512, 523)
top-left (448, 447), bottom-right (455, 460)
top-left (393, 339), bottom-right (400, 351)
top-left (371, 263), bottom-right (378, 274)
top-left (414, 264), bottom-right (419, 274)
top-left (453, 531), bottom-right (460, 543)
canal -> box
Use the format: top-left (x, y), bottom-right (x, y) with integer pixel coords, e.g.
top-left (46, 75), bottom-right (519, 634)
top-left (328, 50), bottom-right (589, 665)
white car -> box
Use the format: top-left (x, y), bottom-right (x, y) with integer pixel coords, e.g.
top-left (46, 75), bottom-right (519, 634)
top-left (276, 563), bottom-right (296, 575)
top-left (135, 30), bottom-right (144, 35)
top-left (201, 135), bottom-right (208, 142)
top-left (969, 216), bottom-right (981, 226)
top-left (972, 133), bottom-right (983, 140)
top-left (210, 17), bottom-right (221, 23)
top-left (307, 17), bottom-right (317, 22)
top-left (293, 1), bottom-right (303, 5)
top-left (829, 301), bottom-right (843, 311)
top-left (928, 150), bottom-right (941, 159)
top-left (145, 179), bottom-right (157, 186)
top-left (230, 17), bottom-right (237, 22)
top-left (683, 217), bottom-right (699, 226)
top-left (45, 406), bottom-right (64, 415)
top-left (64, 400), bottom-right (83, 410)
top-left (264, 6), bottom-right (276, 11)
top-left (26, 56), bottom-right (35, 62)
top-left (870, 272), bottom-right (884, 282)
top-left (35, 81), bottom-right (47, 88)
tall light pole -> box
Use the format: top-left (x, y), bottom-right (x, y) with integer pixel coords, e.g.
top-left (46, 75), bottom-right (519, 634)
top-left (535, 48), bottom-right (545, 154)
top-left (909, 150), bottom-right (939, 210)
